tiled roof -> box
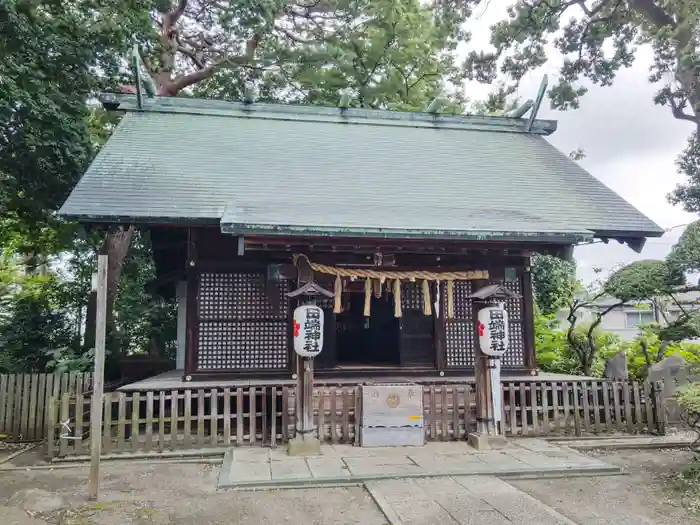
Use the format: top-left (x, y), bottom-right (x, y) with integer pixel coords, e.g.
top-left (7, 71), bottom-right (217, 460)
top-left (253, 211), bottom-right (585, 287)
top-left (59, 95), bottom-right (663, 244)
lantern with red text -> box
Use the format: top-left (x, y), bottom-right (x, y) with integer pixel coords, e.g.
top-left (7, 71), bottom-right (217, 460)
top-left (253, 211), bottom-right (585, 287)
top-left (293, 305), bottom-right (324, 357)
top-left (477, 306), bottom-right (509, 357)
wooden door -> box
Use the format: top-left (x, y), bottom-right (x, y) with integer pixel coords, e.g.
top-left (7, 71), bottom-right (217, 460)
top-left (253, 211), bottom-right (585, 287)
top-left (399, 282), bottom-right (435, 367)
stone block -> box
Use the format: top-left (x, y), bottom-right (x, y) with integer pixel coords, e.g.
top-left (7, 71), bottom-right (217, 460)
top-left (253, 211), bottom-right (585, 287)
top-left (467, 432), bottom-right (509, 451)
top-left (287, 435), bottom-right (322, 457)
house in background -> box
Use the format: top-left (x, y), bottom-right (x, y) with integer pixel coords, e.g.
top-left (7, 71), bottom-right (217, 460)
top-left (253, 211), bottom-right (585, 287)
top-left (556, 291), bottom-right (700, 341)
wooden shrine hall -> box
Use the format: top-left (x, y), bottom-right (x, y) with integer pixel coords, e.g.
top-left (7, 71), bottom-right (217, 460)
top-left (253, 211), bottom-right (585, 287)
top-left (59, 93), bottom-right (663, 385)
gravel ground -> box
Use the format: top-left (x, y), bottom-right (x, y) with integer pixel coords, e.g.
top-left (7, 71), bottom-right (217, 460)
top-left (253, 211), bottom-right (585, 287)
top-left (0, 447), bottom-right (697, 524)
top-left (511, 448), bottom-right (699, 525)
top-left (0, 462), bottom-right (388, 525)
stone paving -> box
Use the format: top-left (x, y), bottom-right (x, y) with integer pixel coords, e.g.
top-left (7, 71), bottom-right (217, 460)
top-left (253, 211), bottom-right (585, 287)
top-left (217, 438), bottom-right (619, 489)
top-left (365, 475), bottom-right (578, 525)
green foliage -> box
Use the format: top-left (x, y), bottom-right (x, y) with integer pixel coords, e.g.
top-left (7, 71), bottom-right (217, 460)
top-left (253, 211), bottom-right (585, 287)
top-left (670, 132), bottom-right (700, 213)
top-left (534, 314), bottom-right (620, 376)
top-left (0, 273), bottom-right (77, 373)
top-left (197, 0), bottom-right (470, 111)
top-left (112, 233), bottom-right (177, 359)
top-left (46, 348), bottom-right (96, 374)
top-left (605, 260), bottom-right (686, 302)
top-left (534, 312), bottom-right (700, 380)
top-left (0, 0), bottom-right (153, 255)
top-left (534, 314), bottom-right (581, 374)
top-left (667, 220), bottom-right (700, 274)
top-left (601, 328), bottom-right (700, 381)
top-left (658, 311), bottom-right (700, 342)
top-left (476, 0), bottom-right (700, 213)
top-left (677, 382), bottom-right (700, 462)
top-left (531, 254), bottom-right (576, 315)
top-left (678, 383), bottom-right (700, 416)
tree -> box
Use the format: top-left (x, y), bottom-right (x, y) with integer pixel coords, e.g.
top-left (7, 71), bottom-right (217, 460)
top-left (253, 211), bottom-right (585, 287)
top-left (563, 286), bottom-right (624, 376)
top-left (531, 254), bottom-right (576, 315)
top-left (0, 272), bottom-right (76, 373)
top-left (198, 0), bottom-right (469, 110)
top-left (592, 225), bottom-right (700, 371)
top-left (0, 0), bottom-right (154, 259)
top-left (470, 0), bottom-right (700, 211)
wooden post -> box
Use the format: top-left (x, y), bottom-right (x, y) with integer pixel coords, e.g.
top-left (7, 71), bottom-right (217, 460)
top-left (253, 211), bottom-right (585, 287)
top-left (468, 279), bottom-right (509, 449)
top-left (302, 357), bottom-right (314, 434)
top-left (88, 254), bottom-right (108, 501)
top-left (285, 281), bottom-right (333, 456)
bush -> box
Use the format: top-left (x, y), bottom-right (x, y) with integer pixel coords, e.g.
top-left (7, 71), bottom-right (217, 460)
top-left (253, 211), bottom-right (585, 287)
top-left (677, 383), bottom-right (700, 459)
top-left (534, 314), bottom-right (620, 376)
top-left (0, 273), bottom-right (78, 373)
top-left (600, 330), bottom-right (700, 381)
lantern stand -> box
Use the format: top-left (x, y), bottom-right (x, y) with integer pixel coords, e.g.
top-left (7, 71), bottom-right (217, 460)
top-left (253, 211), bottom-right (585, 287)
top-left (286, 281), bottom-right (334, 456)
top-left (466, 284), bottom-right (520, 450)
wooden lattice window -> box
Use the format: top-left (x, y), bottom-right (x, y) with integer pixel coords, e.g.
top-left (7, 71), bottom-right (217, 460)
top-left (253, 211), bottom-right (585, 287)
top-left (498, 278), bottom-right (525, 368)
top-left (401, 281), bottom-right (424, 310)
top-left (197, 272), bottom-right (289, 371)
top-left (444, 281), bottom-right (475, 368)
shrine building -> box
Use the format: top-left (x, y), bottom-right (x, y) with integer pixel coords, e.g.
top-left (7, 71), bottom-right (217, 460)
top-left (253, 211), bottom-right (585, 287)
top-left (59, 94), bottom-right (663, 386)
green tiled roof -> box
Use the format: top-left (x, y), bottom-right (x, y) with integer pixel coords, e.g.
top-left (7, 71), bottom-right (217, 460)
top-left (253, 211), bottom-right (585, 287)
top-left (60, 95), bottom-right (663, 245)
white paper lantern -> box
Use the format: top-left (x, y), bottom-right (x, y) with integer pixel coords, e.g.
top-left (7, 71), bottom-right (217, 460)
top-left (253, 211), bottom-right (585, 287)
top-left (293, 305), bottom-right (324, 357)
top-left (477, 306), bottom-right (509, 357)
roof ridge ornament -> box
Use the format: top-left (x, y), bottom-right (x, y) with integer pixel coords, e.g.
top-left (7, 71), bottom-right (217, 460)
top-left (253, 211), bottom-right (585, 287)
top-left (131, 44), bottom-right (156, 110)
top-left (243, 81), bottom-right (257, 105)
top-left (526, 75), bottom-right (548, 132)
top-left (424, 92), bottom-right (444, 114)
top-left (338, 88), bottom-right (352, 110)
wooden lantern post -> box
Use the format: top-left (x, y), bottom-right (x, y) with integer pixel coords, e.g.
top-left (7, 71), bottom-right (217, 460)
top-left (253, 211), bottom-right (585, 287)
top-left (467, 282), bottom-right (520, 450)
top-left (286, 280), bottom-right (334, 456)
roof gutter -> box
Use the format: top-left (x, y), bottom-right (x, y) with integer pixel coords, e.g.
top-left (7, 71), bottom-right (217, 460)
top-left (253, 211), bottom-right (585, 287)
top-left (220, 221), bottom-right (594, 244)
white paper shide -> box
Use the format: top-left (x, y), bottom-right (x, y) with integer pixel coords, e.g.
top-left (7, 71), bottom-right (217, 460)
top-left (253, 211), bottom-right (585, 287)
top-left (293, 305), bottom-right (324, 357)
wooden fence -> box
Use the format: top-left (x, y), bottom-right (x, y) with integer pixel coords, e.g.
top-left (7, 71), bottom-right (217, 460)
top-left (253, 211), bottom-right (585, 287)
top-left (501, 380), bottom-right (664, 436)
top-left (46, 379), bottom-right (666, 458)
top-left (0, 372), bottom-right (93, 442)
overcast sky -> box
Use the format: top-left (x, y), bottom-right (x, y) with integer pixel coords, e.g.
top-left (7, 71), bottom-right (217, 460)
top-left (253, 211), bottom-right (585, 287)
top-left (460, 2), bottom-right (698, 283)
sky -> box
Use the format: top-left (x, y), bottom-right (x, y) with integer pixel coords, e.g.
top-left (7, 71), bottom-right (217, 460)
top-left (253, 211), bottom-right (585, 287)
top-left (460, 1), bottom-right (698, 284)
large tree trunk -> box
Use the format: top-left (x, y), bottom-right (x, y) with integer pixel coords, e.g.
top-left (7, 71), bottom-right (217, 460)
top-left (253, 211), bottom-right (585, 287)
top-left (84, 226), bottom-right (135, 353)
top-left (101, 227), bottom-right (135, 320)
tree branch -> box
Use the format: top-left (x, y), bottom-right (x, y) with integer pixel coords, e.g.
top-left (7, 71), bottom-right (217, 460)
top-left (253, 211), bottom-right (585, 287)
top-left (177, 45), bottom-right (204, 69)
top-left (274, 24), bottom-right (319, 44)
top-left (166, 64), bottom-right (217, 94)
top-left (583, 300), bottom-right (623, 373)
top-left (669, 96), bottom-right (700, 123)
top-left (627, 0), bottom-right (676, 29)
top-left (574, 0), bottom-right (608, 17)
top-left (168, 0), bottom-right (188, 26)
top-left (362, 23), bottom-right (398, 86)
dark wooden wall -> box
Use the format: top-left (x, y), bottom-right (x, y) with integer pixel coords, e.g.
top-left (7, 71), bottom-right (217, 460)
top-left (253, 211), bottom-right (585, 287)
top-left (179, 226), bottom-right (536, 378)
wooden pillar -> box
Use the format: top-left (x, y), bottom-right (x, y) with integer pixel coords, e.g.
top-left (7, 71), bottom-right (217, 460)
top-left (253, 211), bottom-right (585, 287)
top-left (521, 259), bottom-right (537, 372)
top-left (184, 228), bottom-right (199, 379)
top-left (176, 281), bottom-right (187, 370)
top-left (435, 281), bottom-right (446, 372)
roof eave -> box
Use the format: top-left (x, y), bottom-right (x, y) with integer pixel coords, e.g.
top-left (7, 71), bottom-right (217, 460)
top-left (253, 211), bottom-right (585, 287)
top-left (220, 222), bottom-right (593, 244)
top-left (590, 228), bottom-right (666, 254)
top-left (58, 213), bottom-right (220, 228)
